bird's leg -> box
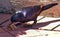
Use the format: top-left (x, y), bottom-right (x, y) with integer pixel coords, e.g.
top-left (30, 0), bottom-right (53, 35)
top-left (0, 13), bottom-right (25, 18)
top-left (30, 18), bottom-right (37, 29)
top-left (24, 19), bottom-right (37, 28)
top-left (32, 17), bottom-right (37, 26)
top-left (33, 19), bottom-right (37, 24)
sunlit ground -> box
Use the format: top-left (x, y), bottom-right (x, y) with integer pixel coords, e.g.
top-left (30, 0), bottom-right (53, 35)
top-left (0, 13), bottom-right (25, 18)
top-left (16, 16), bottom-right (60, 37)
top-left (16, 29), bottom-right (60, 37)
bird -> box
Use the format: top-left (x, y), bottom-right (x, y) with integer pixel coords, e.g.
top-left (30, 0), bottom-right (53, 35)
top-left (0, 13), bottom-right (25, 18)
top-left (7, 3), bottom-right (58, 30)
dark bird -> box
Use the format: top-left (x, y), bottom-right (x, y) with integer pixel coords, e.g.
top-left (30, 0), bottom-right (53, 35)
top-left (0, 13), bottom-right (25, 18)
top-left (7, 3), bottom-right (58, 30)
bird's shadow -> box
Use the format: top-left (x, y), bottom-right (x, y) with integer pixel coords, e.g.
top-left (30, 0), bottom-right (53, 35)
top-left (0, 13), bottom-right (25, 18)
top-left (32, 19), bottom-right (60, 28)
top-left (15, 19), bottom-right (60, 35)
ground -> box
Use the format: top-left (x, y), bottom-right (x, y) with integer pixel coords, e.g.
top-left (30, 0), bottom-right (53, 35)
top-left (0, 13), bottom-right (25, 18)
top-left (0, 14), bottom-right (60, 37)
top-left (0, 1), bottom-right (60, 37)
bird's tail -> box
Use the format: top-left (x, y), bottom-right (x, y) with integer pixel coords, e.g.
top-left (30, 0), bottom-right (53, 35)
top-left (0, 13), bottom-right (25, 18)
top-left (41, 3), bottom-right (58, 12)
